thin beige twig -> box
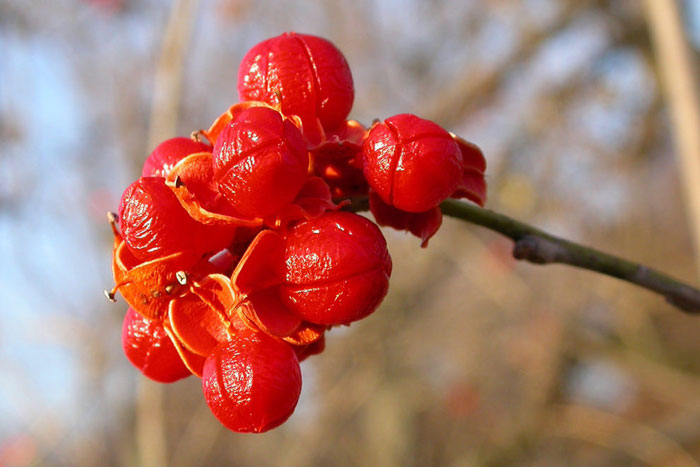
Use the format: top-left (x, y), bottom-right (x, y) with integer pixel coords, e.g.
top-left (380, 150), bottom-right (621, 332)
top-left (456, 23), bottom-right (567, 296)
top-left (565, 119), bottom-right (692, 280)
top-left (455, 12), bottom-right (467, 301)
top-left (643, 0), bottom-right (700, 280)
top-left (138, 1), bottom-right (201, 466)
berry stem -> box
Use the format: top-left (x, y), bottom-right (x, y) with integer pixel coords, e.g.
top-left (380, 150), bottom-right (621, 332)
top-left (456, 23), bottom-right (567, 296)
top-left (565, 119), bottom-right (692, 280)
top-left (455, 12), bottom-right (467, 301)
top-left (349, 197), bottom-right (700, 314)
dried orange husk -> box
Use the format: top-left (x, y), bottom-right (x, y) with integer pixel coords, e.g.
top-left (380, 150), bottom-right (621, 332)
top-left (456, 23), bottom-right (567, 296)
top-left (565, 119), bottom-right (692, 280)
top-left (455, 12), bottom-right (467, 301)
top-left (450, 133), bottom-right (486, 173)
top-left (309, 120), bottom-right (368, 199)
top-left (233, 306), bottom-right (263, 333)
top-left (162, 317), bottom-right (206, 377)
top-left (282, 322), bottom-right (326, 346)
top-left (168, 290), bottom-right (230, 357)
top-left (230, 230), bottom-right (286, 294)
top-left (450, 134), bottom-right (487, 206)
top-left (310, 119), bottom-right (366, 161)
top-left (165, 152), bottom-right (263, 228)
top-left (198, 101), bottom-right (303, 146)
top-left (240, 290), bottom-right (302, 337)
top-left (454, 169), bottom-right (488, 206)
top-left (229, 230), bottom-right (321, 339)
top-left (110, 239), bottom-right (192, 320)
top-left (369, 191), bottom-right (442, 248)
top-left (189, 273), bottom-right (238, 318)
top-left (312, 156), bottom-right (367, 200)
top-left (293, 334), bottom-right (326, 362)
top-left (189, 273), bottom-right (263, 335)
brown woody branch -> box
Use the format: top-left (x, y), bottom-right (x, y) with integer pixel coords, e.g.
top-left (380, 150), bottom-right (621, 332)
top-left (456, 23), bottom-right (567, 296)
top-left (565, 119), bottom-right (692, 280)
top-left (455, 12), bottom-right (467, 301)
top-left (350, 197), bottom-right (700, 314)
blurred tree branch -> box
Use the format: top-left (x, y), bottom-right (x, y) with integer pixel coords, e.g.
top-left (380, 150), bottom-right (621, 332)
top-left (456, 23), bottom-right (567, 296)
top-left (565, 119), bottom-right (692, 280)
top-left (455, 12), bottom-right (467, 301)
top-left (350, 198), bottom-right (700, 314)
top-left (644, 0), bottom-right (700, 279)
top-left (138, 1), bottom-right (201, 466)
top-left (424, 0), bottom-right (604, 126)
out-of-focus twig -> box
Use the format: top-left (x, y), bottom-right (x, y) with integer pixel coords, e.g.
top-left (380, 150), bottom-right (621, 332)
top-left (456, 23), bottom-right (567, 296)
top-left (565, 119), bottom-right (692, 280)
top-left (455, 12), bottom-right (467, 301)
top-left (138, 1), bottom-right (201, 466)
top-left (546, 404), bottom-right (698, 467)
top-left (349, 197), bottom-right (700, 314)
top-left (136, 381), bottom-right (167, 467)
top-left (147, 0), bottom-right (201, 150)
top-left (423, 0), bottom-right (603, 126)
top-left (643, 0), bottom-right (700, 280)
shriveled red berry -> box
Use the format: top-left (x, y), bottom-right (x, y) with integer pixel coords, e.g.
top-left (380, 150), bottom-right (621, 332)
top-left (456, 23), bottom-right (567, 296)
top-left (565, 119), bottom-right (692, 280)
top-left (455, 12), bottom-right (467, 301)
top-left (238, 32), bottom-right (354, 134)
top-left (119, 177), bottom-right (200, 261)
top-left (212, 106), bottom-right (309, 219)
top-left (281, 211), bottom-right (392, 325)
top-left (202, 329), bottom-right (302, 433)
top-left (121, 307), bottom-right (191, 383)
top-left (362, 114), bottom-right (463, 213)
top-left (142, 137), bottom-right (212, 178)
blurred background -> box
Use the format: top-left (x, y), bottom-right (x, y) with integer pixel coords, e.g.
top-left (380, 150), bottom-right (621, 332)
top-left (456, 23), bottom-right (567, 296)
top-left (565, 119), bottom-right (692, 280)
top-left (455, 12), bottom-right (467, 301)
top-left (1, 0), bottom-right (700, 465)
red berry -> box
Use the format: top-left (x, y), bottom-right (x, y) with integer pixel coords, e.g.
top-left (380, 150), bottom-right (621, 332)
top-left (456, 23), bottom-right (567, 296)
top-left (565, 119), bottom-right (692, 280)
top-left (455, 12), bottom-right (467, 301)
top-left (119, 177), bottom-right (200, 261)
top-left (362, 114), bottom-right (463, 213)
top-left (238, 32), bottom-right (354, 134)
top-left (202, 329), bottom-right (301, 433)
top-left (119, 177), bottom-right (235, 261)
top-left (142, 137), bottom-right (212, 178)
top-left (281, 211), bottom-right (392, 325)
top-left (212, 107), bottom-right (309, 219)
top-left (121, 307), bottom-right (191, 383)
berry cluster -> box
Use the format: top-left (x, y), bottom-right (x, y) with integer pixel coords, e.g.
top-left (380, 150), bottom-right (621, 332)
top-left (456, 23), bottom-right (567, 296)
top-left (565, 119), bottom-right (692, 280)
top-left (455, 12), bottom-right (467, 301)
top-left (108, 32), bottom-right (487, 433)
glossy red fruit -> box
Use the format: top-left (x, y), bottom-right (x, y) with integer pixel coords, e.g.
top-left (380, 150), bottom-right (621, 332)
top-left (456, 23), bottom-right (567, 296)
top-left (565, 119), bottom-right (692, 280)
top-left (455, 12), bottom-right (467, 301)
top-left (142, 137), bottom-right (212, 178)
top-left (238, 32), bottom-right (354, 134)
top-left (362, 114), bottom-right (463, 213)
top-left (119, 177), bottom-right (201, 261)
top-left (212, 106), bottom-right (309, 219)
top-left (202, 329), bottom-right (302, 433)
top-left (119, 177), bottom-right (236, 262)
top-left (282, 211), bottom-right (392, 325)
top-left (121, 307), bottom-right (191, 383)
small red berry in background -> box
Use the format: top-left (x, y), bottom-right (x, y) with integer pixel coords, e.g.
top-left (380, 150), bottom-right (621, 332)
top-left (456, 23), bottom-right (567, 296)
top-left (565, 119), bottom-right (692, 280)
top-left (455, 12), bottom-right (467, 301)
top-left (238, 32), bottom-right (354, 140)
top-left (202, 330), bottom-right (302, 433)
top-left (108, 30), bottom-right (486, 434)
top-left (213, 106), bottom-right (309, 219)
top-left (121, 307), bottom-right (191, 383)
